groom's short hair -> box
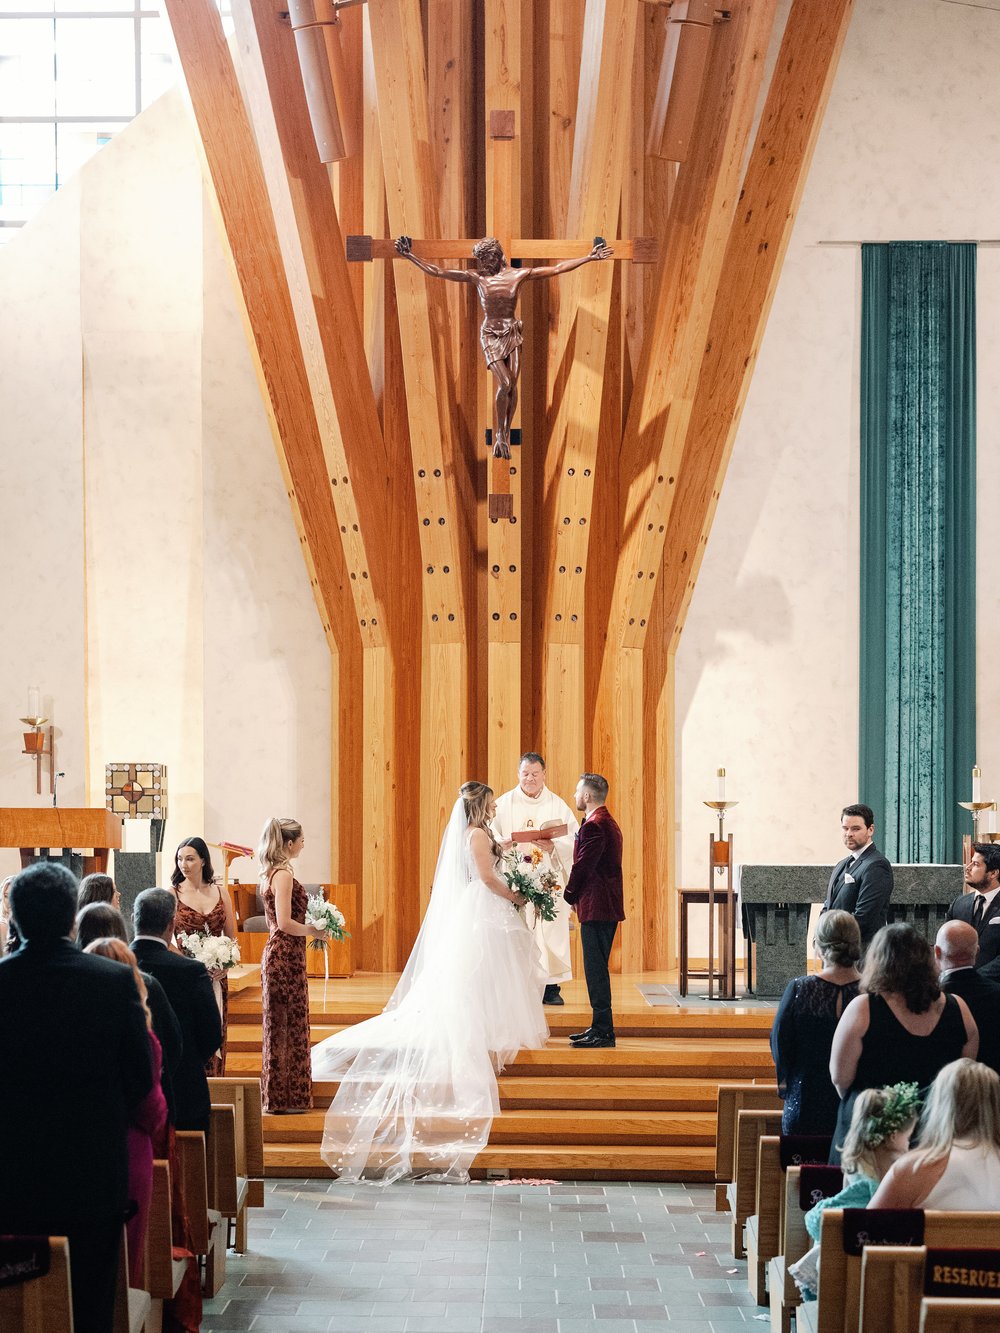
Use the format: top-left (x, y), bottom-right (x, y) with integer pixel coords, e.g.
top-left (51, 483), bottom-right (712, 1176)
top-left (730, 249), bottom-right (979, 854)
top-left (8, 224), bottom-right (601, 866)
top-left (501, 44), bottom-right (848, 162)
top-left (518, 751), bottom-right (545, 769)
top-left (580, 773), bottom-right (609, 802)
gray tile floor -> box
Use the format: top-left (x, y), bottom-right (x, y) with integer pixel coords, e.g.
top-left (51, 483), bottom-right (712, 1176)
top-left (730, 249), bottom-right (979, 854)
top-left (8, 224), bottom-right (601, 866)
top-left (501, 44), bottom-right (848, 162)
top-left (204, 1180), bottom-right (758, 1332)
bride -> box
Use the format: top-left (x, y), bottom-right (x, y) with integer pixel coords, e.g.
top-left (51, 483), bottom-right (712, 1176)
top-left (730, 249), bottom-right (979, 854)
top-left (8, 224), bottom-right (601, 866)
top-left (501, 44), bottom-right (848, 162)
top-left (311, 780), bottom-right (549, 1183)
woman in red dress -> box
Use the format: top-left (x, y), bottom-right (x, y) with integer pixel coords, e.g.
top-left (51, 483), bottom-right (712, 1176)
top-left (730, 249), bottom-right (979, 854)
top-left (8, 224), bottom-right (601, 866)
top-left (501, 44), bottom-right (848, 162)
top-left (170, 836), bottom-right (237, 1076)
top-left (257, 817), bottom-right (325, 1113)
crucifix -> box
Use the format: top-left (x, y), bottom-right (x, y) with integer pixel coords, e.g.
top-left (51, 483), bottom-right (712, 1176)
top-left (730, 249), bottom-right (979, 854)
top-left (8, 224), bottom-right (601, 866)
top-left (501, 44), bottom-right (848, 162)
top-left (346, 232), bottom-right (657, 515)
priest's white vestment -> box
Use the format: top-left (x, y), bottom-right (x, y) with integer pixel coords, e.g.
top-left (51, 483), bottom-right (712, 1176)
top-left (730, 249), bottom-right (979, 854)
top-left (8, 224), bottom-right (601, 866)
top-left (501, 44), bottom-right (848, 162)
top-left (491, 784), bottom-right (579, 983)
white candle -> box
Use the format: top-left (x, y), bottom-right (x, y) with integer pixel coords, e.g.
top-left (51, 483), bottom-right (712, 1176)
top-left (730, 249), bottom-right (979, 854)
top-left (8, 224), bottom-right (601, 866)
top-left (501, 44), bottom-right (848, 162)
top-left (973, 766), bottom-right (982, 804)
top-left (990, 804), bottom-right (997, 836)
top-left (27, 686), bottom-right (40, 719)
top-left (717, 767), bottom-right (726, 801)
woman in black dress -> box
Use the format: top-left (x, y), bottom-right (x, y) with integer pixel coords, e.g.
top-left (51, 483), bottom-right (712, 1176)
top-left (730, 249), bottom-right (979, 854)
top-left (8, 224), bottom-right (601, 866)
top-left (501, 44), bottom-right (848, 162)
top-left (770, 910), bottom-right (862, 1135)
top-left (829, 923), bottom-right (978, 1161)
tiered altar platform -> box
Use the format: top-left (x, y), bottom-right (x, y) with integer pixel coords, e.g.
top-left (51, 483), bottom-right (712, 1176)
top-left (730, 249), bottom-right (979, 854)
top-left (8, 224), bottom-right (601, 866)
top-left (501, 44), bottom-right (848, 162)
top-left (227, 972), bottom-right (775, 1181)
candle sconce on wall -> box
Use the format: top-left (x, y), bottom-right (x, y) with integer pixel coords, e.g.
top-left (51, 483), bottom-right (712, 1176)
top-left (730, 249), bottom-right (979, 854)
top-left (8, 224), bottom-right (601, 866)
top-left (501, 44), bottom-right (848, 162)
top-left (19, 689), bottom-right (55, 796)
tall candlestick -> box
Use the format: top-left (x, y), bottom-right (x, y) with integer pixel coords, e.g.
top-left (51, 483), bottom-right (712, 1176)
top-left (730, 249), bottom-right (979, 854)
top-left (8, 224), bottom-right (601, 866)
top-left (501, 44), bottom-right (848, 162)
top-left (717, 767), bottom-right (726, 801)
top-left (27, 686), bottom-right (40, 719)
top-left (973, 766), bottom-right (982, 804)
top-left (990, 805), bottom-right (997, 837)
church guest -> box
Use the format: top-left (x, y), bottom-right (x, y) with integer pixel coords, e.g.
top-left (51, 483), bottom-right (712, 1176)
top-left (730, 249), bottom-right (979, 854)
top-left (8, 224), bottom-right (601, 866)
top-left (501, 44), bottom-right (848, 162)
top-left (76, 902), bottom-right (183, 1121)
top-left (84, 937), bottom-right (168, 1286)
top-left (491, 752), bottom-right (579, 1005)
top-left (770, 910), bottom-right (862, 1135)
top-left (829, 923), bottom-right (976, 1163)
top-left (947, 843), bottom-right (1000, 970)
top-left (77, 871), bottom-right (121, 912)
top-left (0, 862), bottom-right (152, 1333)
top-left (169, 835), bottom-right (236, 1075)
top-left (132, 888), bottom-right (221, 1134)
top-left (820, 803), bottom-right (893, 949)
top-left (936, 920), bottom-right (1000, 1076)
top-left (563, 773), bottom-right (624, 1049)
top-left (0, 875), bottom-right (12, 953)
top-left (789, 1082), bottom-right (919, 1301)
top-left (258, 818), bottom-right (324, 1114)
top-left (869, 1059), bottom-right (1000, 1210)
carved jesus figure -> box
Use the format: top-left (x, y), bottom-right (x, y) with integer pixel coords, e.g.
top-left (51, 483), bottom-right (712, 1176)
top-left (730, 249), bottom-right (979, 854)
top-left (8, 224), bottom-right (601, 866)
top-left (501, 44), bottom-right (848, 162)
top-left (394, 235), bottom-right (613, 459)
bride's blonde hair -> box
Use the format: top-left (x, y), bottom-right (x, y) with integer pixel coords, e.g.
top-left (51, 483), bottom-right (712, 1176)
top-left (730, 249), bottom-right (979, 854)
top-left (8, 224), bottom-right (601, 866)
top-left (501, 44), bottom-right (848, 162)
top-left (461, 781), bottom-right (500, 859)
top-left (257, 817), bottom-right (303, 874)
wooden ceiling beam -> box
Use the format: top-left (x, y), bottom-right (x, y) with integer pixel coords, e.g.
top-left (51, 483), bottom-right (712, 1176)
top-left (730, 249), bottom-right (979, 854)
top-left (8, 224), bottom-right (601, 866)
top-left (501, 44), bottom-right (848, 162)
top-left (602, 0), bottom-right (780, 657)
top-left (659, 0), bottom-right (856, 651)
top-left (366, 0), bottom-right (471, 642)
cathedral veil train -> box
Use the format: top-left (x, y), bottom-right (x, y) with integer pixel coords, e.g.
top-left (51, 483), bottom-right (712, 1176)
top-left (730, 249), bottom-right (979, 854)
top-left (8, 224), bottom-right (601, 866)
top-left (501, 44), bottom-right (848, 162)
top-left (310, 784), bottom-right (549, 1183)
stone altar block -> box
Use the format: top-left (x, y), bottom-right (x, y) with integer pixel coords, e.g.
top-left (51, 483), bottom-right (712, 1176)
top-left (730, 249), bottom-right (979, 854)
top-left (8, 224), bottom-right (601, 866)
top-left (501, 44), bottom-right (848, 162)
top-left (739, 863), bottom-right (962, 998)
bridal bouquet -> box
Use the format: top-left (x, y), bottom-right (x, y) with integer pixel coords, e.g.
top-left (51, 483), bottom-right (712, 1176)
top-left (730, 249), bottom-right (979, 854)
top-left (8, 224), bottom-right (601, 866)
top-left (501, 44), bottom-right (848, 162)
top-left (305, 894), bottom-right (350, 951)
top-left (177, 931), bottom-right (241, 970)
top-left (501, 849), bottom-right (560, 922)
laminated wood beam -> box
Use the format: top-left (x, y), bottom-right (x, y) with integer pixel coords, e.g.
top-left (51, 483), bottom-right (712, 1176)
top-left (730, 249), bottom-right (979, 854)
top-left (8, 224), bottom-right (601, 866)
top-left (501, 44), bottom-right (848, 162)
top-left (660, 0), bottom-right (856, 650)
top-left (162, 0), bottom-right (363, 884)
top-left (595, 0), bottom-right (780, 971)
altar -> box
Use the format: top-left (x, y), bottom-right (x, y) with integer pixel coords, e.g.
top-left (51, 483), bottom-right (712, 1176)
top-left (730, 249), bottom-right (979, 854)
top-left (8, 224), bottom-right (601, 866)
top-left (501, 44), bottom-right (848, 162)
top-left (740, 862), bottom-right (962, 997)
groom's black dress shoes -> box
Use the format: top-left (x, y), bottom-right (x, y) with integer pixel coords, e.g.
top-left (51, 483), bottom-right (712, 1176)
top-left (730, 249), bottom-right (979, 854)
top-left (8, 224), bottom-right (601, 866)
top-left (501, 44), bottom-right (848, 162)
top-left (571, 1033), bottom-right (616, 1048)
top-left (542, 984), bottom-right (565, 1006)
top-left (569, 1028), bottom-right (593, 1041)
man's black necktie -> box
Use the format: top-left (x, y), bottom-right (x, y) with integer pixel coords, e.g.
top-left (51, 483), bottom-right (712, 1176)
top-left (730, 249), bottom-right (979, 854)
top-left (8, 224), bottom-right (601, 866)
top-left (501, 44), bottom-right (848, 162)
top-left (973, 894), bottom-right (987, 929)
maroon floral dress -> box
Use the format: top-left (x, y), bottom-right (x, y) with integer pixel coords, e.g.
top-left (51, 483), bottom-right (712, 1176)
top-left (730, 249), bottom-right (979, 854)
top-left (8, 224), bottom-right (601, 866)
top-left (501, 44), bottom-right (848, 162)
top-left (261, 872), bottom-right (313, 1113)
top-left (175, 886), bottom-right (229, 1076)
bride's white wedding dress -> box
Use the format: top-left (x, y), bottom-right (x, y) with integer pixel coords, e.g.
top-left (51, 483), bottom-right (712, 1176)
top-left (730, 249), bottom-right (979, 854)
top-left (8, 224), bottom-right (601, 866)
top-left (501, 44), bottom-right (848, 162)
top-left (311, 799), bottom-right (548, 1183)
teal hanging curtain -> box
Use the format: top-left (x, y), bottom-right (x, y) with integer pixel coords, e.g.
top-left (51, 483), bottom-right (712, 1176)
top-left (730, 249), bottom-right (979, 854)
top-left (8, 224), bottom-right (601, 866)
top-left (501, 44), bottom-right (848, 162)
top-left (859, 242), bottom-right (976, 864)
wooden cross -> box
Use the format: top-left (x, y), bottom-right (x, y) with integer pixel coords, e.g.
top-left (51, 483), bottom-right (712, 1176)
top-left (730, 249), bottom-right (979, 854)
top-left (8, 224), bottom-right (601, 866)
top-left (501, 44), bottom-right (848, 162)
top-left (347, 233), bottom-right (658, 519)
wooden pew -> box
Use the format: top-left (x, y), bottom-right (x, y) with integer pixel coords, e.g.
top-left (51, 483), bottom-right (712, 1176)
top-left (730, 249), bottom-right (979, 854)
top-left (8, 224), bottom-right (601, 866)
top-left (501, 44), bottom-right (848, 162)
top-left (861, 1245), bottom-right (1000, 1333)
top-left (175, 1129), bottom-right (227, 1296)
top-left (143, 1158), bottom-right (188, 1326)
top-left (920, 1296), bottom-right (1000, 1331)
top-left (768, 1163), bottom-right (843, 1333)
top-left (745, 1134), bottom-right (781, 1304)
top-left (0, 1237), bottom-right (73, 1332)
top-left (725, 1107), bottom-right (783, 1259)
top-left (114, 1230), bottom-right (151, 1333)
top-left (207, 1076), bottom-right (265, 1252)
top-left (715, 1083), bottom-right (783, 1210)
top-left (809, 1210), bottom-right (1000, 1333)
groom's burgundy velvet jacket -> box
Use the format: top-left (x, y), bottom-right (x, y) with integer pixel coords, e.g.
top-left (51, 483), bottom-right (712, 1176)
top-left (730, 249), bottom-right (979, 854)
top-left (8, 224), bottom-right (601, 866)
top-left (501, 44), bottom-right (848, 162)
top-left (563, 805), bottom-right (625, 923)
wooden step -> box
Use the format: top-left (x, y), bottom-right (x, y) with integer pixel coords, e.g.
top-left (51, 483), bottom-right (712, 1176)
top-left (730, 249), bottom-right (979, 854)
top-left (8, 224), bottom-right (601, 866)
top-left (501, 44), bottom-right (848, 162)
top-left (263, 1140), bottom-right (714, 1180)
top-left (302, 1075), bottom-right (722, 1111)
top-left (261, 1107), bottom-right (715, 1146)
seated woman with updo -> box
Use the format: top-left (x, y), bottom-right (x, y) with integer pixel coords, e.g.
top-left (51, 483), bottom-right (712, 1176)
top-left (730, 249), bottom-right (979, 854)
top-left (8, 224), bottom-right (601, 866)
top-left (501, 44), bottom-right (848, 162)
top-left (771, 910), bottom-right (862, 1135)
top-left (77, 872), bottom-right (121, 912)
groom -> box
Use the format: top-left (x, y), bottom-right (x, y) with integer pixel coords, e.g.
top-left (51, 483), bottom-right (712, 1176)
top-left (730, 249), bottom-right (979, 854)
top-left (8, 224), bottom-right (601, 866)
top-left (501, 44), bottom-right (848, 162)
top-left (563, 773), bottom-right (624, 1049)
top-left (492, 752), bottom-right (579, 1004)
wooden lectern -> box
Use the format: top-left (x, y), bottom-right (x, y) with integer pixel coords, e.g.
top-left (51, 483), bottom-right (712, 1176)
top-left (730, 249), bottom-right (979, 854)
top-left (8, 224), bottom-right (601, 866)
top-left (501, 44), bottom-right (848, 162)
top-left (0, 808), bottom-right (122, 877)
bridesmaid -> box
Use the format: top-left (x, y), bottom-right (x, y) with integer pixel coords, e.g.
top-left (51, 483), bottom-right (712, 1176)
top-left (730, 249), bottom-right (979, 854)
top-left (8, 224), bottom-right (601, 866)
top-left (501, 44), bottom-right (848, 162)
top-left (257, 817), bottom-right (324, 1114)
top-left (170, 836), bottom-right (237, 1076)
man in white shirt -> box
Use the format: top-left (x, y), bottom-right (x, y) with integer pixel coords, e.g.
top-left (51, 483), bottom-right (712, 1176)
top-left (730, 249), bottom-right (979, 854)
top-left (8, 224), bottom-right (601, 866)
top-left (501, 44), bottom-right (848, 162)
top-left (491, 751), bottom-right (579, 1004)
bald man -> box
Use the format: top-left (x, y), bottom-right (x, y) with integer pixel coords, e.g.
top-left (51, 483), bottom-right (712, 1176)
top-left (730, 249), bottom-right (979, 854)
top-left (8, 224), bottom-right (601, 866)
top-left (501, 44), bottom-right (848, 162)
top-left (936, 920), bottom-right (1000, 1076)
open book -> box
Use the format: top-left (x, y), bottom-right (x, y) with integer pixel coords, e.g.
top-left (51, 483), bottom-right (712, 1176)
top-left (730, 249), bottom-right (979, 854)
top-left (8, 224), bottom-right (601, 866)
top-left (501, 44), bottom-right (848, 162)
top-left (510, 821), bottom-right (569, 843)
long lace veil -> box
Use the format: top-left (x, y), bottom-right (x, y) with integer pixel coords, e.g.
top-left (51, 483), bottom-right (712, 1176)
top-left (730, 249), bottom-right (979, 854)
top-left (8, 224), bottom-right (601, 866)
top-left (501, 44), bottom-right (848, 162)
top-left (313, 798), bottom-right (500, 1182)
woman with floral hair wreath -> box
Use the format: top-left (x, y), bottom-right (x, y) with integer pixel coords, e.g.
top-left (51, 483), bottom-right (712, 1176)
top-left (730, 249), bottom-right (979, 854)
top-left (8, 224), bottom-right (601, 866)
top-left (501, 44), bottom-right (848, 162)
top-left (790, 1082), bottom-right (920, 1300)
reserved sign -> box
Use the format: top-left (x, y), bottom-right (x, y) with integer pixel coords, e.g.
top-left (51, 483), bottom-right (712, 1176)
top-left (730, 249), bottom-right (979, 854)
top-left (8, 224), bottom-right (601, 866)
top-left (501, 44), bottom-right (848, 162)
top-left (797, 1165), bottom-right (843, 1210)
top-left (925, 1249), bottom-right (1000, 1297)
top-left (841, 1208), bottom-right (925, 1255)
top-left (0, 1237), bottom-right (50, 1289)
top-left (780, 1135), bottom-right (833, 1169)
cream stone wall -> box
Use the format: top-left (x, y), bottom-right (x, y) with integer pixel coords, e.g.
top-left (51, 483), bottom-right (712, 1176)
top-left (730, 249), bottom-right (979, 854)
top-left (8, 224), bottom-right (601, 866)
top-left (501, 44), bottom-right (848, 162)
top-left (0, 88), bottom-right (331, 885)
top-left (677, 0), bottom-right (1000, 918)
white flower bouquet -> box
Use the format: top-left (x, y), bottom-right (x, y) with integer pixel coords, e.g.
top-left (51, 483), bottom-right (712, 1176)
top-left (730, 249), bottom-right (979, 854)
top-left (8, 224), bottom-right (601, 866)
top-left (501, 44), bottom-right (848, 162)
top-left (177, 931), bottom-right (241, 970)
top-left (305, 894), bottom-right (350, 951)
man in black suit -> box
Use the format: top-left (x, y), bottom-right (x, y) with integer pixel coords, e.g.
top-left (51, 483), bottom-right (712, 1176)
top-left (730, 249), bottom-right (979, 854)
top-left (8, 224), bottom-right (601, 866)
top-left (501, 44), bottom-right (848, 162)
top-left (947, 843), bottom-right (1000, 971)
top-left (820, 803), bottom-right (893, 948)
top-left (131, 887), bottom-right (222, 1133)
top-left (0, 862), bottom-right (152, 1333)
top-left (936, 920), bottom-right (1000, 1074)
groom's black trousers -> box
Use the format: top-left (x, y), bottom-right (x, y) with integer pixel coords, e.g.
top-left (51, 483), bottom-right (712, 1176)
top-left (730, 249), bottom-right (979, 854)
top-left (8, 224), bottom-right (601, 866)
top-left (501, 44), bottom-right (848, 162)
top-left (581, 921), bottom-right (618, 1036)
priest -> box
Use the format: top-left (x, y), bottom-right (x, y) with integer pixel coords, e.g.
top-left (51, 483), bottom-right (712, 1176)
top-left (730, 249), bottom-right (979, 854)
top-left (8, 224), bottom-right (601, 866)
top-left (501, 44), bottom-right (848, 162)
top-left (492, 752), bottom-right (579, 1004)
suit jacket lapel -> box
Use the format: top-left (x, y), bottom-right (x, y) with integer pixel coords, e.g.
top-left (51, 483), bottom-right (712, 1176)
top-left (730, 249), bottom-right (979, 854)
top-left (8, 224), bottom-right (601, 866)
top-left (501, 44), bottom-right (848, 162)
top-left (826, 855), bottom-right (850, 905)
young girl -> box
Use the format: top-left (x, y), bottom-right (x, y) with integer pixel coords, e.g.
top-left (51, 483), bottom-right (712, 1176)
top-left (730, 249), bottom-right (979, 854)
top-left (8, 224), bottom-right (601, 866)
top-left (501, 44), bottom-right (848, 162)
top-left (790, 1081), bottom-right (920, 1300)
